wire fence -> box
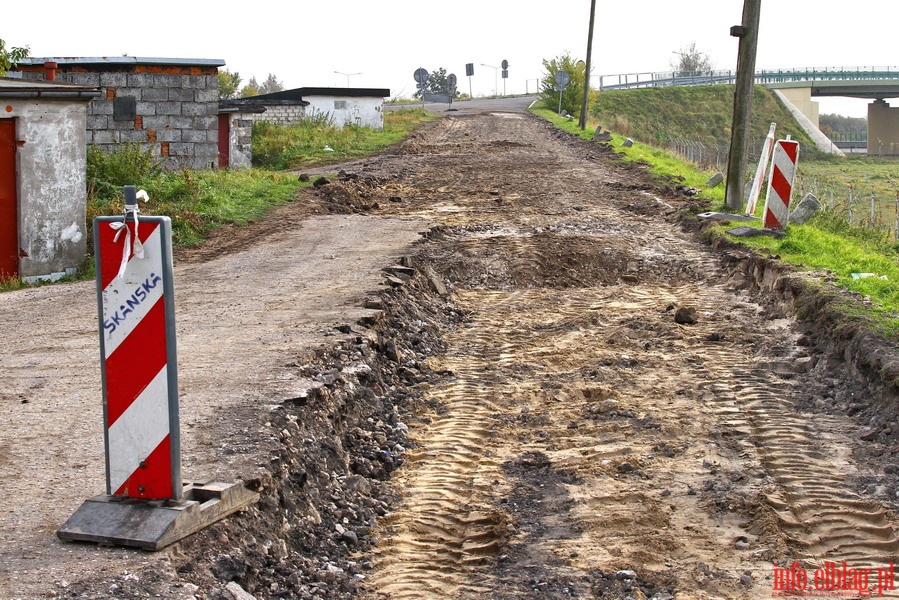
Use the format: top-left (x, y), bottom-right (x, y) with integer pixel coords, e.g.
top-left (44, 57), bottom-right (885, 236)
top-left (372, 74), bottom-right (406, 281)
top-left (795, 176), bottom-right (899, 242)
top-left (665, 136), bottom-right (763, 171)
top-left (662, 136), bottom-right (899, 241)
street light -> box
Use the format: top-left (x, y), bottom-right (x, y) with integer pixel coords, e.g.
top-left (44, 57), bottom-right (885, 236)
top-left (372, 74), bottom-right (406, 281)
top-left (481, 63), bottom-right (499, 97)
top-left (334, 71), bottom-right (362, 87)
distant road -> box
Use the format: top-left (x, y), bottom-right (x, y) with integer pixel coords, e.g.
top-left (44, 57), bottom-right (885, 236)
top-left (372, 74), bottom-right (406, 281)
top-left (387, 95), bottom-right (540, 115)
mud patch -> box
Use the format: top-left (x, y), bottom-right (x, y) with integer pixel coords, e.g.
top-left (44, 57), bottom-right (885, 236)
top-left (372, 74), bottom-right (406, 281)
top-left (490, 451), bottom-right (587, 598)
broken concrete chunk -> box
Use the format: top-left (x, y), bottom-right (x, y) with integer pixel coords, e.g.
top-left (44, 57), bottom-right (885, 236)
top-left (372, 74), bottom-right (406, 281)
top-left (706, 172), bottom-right (724, 188)
top-left (384, 264), bottom-right (415, 277)
top-left (594, 128), bottom-right (612, 142)
top-left (225, 581), bottom-right (258, 600)
top-left (698, 211), bottom-right (759, 222)
top-left (363, 297), bottom-right (384, 310)
top-left (789, 193), bottom-right (821, 225)
top-left (727, 226), bottom-right (786, 238)
top-left (423, 265), bottom-right (449, 296)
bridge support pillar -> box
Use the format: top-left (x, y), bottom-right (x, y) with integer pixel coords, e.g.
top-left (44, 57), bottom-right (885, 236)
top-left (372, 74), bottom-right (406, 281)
top-left (868, 99), bottom-right (899, 156)
top-left (778, 87), bottom-right (819, 127)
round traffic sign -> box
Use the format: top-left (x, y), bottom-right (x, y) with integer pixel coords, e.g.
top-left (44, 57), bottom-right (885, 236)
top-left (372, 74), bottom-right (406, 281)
top-left (414, 68), bottom-right (429, 84)
top-left (554, 71), bottom-right (570, 87)
top-left (501, 59), bottom-right (509, 70)
top-left (447, 74), bottom-right (457, 87)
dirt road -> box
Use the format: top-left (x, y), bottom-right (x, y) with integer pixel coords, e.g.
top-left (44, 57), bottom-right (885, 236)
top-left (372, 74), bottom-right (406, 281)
top-left (3, 105), bottom-right (899, 599)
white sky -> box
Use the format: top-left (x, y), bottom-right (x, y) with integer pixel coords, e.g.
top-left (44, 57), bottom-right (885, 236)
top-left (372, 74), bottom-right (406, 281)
top-left (4, 0), bottom-right (896, 117)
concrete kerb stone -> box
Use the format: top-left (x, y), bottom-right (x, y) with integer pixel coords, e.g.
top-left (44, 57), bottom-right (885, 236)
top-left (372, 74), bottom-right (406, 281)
top-left (789, 193), bottom-right (822, 225)
top-left (706, 172), bottom-right (725, 188)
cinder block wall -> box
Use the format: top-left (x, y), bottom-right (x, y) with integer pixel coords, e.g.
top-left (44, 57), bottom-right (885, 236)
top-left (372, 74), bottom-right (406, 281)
top-left (17, 61), bottom-right (221, 170)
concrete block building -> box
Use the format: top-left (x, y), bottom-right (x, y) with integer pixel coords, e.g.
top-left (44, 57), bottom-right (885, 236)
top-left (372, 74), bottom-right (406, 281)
top-left (0, 77), bottom-right (101, 281)
top-left (224, 87), bottom-right (391, 131)
top-left (14, 57), bottom-right (225, 170)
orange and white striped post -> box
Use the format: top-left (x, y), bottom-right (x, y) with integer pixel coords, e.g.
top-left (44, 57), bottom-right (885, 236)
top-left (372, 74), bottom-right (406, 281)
top-left (762, 137), bottom-right (800, 229)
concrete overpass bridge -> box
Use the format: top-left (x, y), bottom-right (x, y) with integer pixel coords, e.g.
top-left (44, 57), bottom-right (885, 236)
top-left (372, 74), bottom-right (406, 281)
top-left (597, 67), bottom-right (899, 156)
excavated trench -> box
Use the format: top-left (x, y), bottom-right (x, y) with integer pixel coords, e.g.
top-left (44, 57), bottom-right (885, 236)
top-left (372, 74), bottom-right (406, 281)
top-left (61, 112), bottom-right (899, 600)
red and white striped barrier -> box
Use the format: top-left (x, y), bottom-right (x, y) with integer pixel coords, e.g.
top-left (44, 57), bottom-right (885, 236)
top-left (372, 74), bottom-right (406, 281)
top-left (95, 188), bottom-right (181, 500)
top-left (57, 188), bottom-right (258, 549)
top-left (763, 138), bottom-right (800, 229)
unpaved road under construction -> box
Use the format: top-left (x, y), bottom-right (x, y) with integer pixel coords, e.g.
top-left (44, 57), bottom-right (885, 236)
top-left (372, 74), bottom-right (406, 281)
top-left (4, 101), bottom-right (899, 600)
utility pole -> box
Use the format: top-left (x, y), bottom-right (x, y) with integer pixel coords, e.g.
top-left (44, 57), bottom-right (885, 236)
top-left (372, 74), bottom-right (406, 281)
top-left (724, 0), bottom-right (762, 210)
top-left (579, 0), bottom-right (597, 130)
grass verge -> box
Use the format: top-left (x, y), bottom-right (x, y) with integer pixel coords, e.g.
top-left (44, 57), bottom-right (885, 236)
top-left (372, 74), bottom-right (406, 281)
top-left (252, 108), bottom-right (438, 170)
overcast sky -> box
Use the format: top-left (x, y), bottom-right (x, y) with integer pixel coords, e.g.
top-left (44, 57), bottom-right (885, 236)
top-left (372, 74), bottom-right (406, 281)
top-left (4, 1), bottom-right (896, 117)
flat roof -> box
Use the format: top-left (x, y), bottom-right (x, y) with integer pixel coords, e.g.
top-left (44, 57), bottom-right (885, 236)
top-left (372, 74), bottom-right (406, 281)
top-left (18, 57), bottom-right (226, 67)
top-left (0, 76), bottom-right (101, 99)
top-left (251, 87), bottom-right (391, 101)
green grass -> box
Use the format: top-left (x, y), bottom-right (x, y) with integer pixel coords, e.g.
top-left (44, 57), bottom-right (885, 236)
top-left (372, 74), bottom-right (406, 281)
top-left (705, 212), bottom-right (899, 334)
top-left (87, 152), bottom-right (307, 248)
top-left (589, 85), bottom-right (820, 156)
top-left (797, 155), bottom-right (899, 236)
top-left (252, 108), bottom-right (438, 170)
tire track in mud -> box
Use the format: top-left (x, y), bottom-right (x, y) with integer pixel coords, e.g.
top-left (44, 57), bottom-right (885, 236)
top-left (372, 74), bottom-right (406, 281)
top-left (679, 283), bottom-right (899, 568)
top-left (366, 299), bottom-right (514, 599)
top-left (369, 265), bottom-right (899, 598)
top-left (699, 373), bottom-right (899, 566)
top-left (361, 112), bottom-right (899, 598)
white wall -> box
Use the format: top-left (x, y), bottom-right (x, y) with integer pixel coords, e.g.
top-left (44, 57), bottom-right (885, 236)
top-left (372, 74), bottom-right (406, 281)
top-left (304, 95), bottom-right (385, 130)
top-left (227, 114), bottom-right (254, 169)
top-left (3, 98), bottom-right (90, 280)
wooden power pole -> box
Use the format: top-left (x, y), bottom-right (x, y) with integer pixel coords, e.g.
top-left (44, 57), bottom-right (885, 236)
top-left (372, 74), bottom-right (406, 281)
top-left (578, 0), bottom-right (597, 130)
top-left (725, 0), bottom-right (762, 210)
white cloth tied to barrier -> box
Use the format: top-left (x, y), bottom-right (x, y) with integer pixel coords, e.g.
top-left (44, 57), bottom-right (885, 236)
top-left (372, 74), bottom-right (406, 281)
top-left (109, 190), bottom-right (150, 279)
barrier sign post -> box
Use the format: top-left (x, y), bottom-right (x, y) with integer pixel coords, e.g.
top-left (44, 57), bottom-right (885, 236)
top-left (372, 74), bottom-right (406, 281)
top-left (762, 138), bottom-right (800, 230)
top-left (98, 185), bottom-right (181, 500)
top-left (58, 186), bottom-right (257, 550)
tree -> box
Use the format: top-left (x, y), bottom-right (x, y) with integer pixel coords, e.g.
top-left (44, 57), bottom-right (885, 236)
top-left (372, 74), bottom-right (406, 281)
top-left (0, 38), bottom-right (29, 77)
top-left (240, 73), bottom-right (284, 98)
top-left (539, 53), bottom-right (586, 116)
top-left (241, 77), bottom-right (260, 98)
top-left (415, 68), bottom-right (458, 99)
top-left (218, 69), bottom-right (242, 99)
top-left (259, 73), bottom-right (284, 95)
top-left (671, 42), bottom-right (713, 75)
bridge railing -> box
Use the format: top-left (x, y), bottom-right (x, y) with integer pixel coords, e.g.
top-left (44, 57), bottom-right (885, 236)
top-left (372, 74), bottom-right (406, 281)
top-left (598, 66), bottom-right (899, 91)
top-left (829, 131), bottom-right (868, 143)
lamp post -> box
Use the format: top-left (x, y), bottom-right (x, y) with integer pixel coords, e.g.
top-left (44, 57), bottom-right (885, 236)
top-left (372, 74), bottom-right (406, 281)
top-left (481, 63), bottom-right (499, 97)
top-left (334, 71), bottom-right (362, 87)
